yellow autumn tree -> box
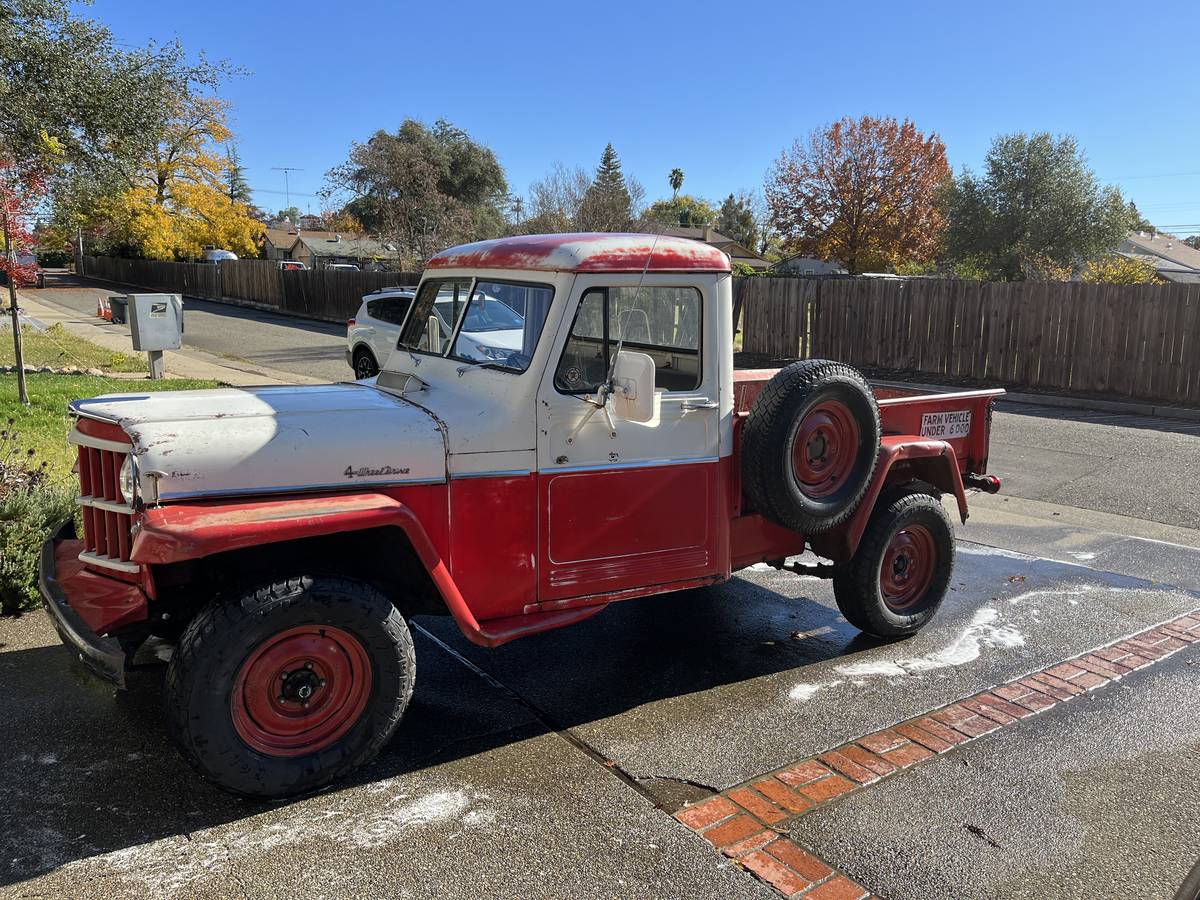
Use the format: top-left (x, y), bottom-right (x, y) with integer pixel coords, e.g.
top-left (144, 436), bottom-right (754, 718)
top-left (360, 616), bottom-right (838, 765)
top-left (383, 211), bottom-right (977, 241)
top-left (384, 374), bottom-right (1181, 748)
top-left (105, 96), bottom-right (262, 259)
top-left (1080, 253), bottom-right (1162, 285)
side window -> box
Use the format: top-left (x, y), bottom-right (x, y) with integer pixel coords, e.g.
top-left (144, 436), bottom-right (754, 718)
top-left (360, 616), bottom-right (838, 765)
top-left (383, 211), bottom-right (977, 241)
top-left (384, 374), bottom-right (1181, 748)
top-left (554, 286), bottom-right (702, 393)
top-left (367, 297), bottom-right (407, 325)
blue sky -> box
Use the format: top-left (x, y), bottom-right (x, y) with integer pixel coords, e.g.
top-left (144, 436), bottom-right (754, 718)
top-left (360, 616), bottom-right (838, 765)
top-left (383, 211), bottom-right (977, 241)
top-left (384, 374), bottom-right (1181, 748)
top-left (93, 0), bottom-right (1200, 234)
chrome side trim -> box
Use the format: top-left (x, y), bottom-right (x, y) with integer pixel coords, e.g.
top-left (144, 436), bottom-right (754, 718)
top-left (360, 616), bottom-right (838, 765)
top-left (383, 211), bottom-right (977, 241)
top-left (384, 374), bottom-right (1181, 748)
top-left (876, 388), bottom-right (1007, 407)
top-left (78, 551), bottom-right (141, 574)
top-left (451, 469), bottom-right (532, 480)
top-left (67, 400), bottom-right (123, 425)
top-left (547, 456), bottom-right (720, 474)
top-left (155, 477), bottom-right (448, 503)
top-left (67, 426), bottom-right (131, 453)
top-left (76, 496), bottom-right (135, 515)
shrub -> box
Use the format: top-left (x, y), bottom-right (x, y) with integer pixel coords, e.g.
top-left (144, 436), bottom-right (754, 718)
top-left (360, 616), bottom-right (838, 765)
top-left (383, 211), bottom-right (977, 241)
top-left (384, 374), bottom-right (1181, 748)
top-left (0, 422), bottom-right (73, 615)
top-left (36, 249), bottom-right (72, 268)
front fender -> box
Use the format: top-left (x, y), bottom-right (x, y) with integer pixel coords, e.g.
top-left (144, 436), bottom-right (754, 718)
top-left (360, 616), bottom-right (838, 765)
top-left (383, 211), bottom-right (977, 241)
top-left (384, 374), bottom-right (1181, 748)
top-left (810, 436), bottom-right (968, 562)
top-left (132, 492), bottom-right (602, 648)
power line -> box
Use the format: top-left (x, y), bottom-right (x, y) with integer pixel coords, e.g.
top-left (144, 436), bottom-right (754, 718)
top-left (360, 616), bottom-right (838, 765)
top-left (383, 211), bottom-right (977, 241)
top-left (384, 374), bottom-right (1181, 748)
top-left (270, 166), bottom-right (304, 210)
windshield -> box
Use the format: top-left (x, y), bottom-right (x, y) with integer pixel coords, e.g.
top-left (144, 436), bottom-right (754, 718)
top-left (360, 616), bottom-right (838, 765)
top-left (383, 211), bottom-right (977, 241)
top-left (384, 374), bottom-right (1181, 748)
top-left (398, 278), bottom-right (553, 372)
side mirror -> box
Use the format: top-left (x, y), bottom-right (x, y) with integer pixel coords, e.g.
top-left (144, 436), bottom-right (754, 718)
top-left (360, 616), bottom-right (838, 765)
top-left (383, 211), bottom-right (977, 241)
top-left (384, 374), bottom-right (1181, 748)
top-left (611, 350), bottom-right (659, 423)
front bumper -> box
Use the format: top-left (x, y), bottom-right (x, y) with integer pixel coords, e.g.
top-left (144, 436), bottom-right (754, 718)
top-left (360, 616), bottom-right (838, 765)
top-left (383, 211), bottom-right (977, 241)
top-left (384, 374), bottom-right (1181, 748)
top-left (38, 520), bottom-right (128, 688)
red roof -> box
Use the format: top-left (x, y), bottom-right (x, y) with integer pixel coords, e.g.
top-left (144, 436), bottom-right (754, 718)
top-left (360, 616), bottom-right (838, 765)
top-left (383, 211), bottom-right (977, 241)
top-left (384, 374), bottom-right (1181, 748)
top-left (426, 233), bottom-right (732, 274)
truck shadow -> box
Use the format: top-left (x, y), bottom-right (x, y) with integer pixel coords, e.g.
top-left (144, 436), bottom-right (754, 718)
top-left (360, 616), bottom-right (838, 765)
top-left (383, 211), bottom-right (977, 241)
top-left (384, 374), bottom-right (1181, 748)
top-left (0, 577), bottom-right (867, 887)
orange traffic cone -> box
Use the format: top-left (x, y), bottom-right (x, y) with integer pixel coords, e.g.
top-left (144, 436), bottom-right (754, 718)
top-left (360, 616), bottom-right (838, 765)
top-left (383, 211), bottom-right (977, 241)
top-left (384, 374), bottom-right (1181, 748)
top-left (96, 296), bottom-right (111, 321)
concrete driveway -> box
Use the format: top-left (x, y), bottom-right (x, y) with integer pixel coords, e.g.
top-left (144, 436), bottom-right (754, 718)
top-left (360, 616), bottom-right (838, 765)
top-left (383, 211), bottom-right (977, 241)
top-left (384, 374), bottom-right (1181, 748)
top-left (3, 278), bottom-right (1199, 898)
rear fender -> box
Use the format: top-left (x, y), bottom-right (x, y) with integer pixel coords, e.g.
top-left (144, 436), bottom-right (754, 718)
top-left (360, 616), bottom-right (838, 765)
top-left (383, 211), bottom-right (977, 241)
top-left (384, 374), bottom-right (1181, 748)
top-left (809, 436), bottom-right (966, 562)
top-left (133, 492), bottom-right (599, 649)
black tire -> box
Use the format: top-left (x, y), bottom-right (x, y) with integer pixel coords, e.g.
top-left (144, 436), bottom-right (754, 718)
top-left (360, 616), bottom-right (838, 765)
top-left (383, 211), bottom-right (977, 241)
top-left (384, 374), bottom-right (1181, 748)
top-left (833, 489), bottom-right (954, 637)
top-left (353, 347), bottom-right (379, 379)
top-left (742, 359), bottom-right (881, 534)
top-left (164, 575), bottom-right (414, 799)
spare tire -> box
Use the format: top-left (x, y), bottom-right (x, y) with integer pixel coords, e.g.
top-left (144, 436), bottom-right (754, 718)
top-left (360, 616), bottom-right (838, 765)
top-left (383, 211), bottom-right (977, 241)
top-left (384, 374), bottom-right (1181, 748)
top-left (741, 359), bottom-right (881, 534)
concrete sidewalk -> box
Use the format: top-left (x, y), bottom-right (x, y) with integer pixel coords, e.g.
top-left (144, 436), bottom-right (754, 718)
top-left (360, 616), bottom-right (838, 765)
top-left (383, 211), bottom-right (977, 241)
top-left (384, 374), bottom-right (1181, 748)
top-left (14, 290), bottom-right (322, 387)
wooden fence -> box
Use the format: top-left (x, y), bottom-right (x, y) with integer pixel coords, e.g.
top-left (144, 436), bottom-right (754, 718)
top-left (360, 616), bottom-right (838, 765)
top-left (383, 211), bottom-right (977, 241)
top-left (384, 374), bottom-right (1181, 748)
top-left (81, 256), bottom-right (422, 323)
top-left (738, 276), bottom-right (1200, 406)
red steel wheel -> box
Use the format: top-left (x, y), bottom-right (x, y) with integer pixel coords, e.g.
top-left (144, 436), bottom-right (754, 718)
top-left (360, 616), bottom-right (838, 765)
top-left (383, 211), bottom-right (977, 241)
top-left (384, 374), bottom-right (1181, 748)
top-left (879, 523), bottom-right (937, 612)
top-left (791, 399), bottom-right (862, 499)
top-left (231, 624), bottom-right (373, 758)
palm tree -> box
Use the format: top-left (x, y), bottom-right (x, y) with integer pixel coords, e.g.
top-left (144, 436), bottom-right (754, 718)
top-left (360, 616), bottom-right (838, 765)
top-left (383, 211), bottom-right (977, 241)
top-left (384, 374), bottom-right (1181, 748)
top-left (669, 168), bottom-right (684, 200)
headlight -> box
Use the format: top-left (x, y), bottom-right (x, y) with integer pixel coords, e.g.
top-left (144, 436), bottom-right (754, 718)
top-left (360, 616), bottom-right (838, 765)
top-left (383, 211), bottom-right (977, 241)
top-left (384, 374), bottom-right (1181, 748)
top-left (474, 343), bottom-right (510, 361)
top-left (119, 455), bottom-right (138, 504)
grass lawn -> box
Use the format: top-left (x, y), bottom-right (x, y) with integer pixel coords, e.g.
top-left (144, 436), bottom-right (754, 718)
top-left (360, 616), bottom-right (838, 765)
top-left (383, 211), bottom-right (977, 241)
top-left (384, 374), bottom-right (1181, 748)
top-left (2, 375), bottom-right (222, 476)
top-left (0, 323), bottom-right (144, 372)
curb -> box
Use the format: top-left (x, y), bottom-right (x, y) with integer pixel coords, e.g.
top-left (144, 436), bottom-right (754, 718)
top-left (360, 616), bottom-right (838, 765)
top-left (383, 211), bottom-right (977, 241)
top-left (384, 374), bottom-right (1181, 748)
top-left (870, 378), bottom-right (1200, 423)
top-left (673, 609), bottom-right (1200, 898)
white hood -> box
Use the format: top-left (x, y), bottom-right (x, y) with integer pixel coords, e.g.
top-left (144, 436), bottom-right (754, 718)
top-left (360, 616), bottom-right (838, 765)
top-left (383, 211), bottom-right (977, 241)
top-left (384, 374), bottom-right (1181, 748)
top-left (72, 383), bottom-right (446, 501)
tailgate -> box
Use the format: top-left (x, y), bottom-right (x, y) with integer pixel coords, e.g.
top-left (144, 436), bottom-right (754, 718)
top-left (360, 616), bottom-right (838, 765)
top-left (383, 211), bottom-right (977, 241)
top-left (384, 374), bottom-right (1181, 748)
top-left (875, 386), bottom-right (1005, 474)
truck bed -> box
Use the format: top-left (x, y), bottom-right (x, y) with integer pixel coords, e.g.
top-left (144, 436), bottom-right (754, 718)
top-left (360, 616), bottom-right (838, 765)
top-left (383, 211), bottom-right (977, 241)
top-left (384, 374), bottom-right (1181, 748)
top-left (732, 370), bottom-right (1004, 475)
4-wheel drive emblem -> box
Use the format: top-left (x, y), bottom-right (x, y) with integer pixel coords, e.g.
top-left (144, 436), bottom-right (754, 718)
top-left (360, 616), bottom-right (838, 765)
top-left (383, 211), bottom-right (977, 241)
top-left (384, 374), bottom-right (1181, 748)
top-left (343, 464), bottom-right (410, 478)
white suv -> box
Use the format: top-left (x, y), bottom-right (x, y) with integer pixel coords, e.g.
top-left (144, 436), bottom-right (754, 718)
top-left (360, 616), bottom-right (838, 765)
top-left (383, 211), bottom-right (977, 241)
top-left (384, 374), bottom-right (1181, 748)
top-left (347, 286), bottom-right (529, 378)
top-left (346, 288), bottom-right (416, 378)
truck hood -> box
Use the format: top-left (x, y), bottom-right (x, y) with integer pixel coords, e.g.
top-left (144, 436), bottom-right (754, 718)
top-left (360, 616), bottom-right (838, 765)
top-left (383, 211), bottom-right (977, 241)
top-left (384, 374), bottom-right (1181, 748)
top-left (72, 383), bottom-right (447, 501)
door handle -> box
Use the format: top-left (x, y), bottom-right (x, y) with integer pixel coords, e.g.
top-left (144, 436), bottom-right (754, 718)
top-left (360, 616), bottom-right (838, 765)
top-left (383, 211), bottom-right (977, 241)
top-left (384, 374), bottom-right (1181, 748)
top-left (681, 398), bottom-right (718, 411)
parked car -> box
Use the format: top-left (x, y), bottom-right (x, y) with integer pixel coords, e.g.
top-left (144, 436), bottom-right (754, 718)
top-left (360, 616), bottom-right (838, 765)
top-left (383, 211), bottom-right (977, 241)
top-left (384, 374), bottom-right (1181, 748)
top-left (277, 260), bottom-right (307, 271)
top-left (0, 250), bottom-right (41, 286)
top-left (325, 262), bottom-right (360, 271)
top-left (346, 288), bottom-right (416, 378)
top-left (40, 233), bottom-right (1003, 799)
top-left (202, 248), bottom-right (238, 263)
top-left (346, 285), bottom-right (527, 379)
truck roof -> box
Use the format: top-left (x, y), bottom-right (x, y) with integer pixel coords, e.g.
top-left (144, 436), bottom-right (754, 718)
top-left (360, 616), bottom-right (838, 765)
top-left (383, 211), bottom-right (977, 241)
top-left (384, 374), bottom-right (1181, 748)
top-left (426, 233), bottom-right (732, 274)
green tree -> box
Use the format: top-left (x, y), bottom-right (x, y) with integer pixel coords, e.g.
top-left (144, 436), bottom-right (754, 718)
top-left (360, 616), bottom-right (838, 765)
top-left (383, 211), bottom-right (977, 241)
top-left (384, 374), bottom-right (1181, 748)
top-left (277, 206), bottom-right (301, 223)
top-left (644, 194), bottom-right (716, 228)
top-left (2, 1), bottom-right (216, 167)
top-left (225, 145), bottom-right (252, 204)
top-left (716, 192), bottom-right (758, 249)
top-left (325, 118), bottom-right (507, 264)
top-left (669, 167), bottom-right (684, 199)
top-left (942, 133), bottom-right (1130, 281)
top-left (1126, 201), bottom-right (1154, 232)
top-left (578, 144), bottom-right (633, 232)
top-left (1185, 235), bottom-right (1200, 250)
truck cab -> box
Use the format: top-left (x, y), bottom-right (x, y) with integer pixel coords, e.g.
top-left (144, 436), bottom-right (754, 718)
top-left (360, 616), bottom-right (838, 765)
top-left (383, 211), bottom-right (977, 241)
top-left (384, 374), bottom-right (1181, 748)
top-left (40, 233), bottom-right (1003, 798)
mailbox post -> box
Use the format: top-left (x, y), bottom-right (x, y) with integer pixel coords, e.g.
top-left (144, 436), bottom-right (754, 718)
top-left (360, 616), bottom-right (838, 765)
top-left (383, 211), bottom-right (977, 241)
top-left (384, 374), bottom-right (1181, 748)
top-left (123, 293), bottom-right (184, 379)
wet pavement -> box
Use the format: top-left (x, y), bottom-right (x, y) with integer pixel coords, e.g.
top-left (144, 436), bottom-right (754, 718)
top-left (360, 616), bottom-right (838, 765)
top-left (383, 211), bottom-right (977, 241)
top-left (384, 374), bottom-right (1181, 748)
top-left (788, 649), bottom-right (1200, 900)
top-left (3, 505), bottom-right (1197, 898)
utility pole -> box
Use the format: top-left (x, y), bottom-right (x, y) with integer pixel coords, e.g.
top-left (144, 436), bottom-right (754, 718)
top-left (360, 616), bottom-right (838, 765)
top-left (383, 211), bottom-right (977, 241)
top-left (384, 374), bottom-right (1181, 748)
top-left (271, 166), bottom-right (304, 214)
top-left (2, 206), bottom-right (28, 404)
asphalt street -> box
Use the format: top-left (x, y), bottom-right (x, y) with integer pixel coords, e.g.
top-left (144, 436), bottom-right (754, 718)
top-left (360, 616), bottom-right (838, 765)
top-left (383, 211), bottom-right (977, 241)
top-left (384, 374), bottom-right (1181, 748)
top-left (3, 277), bottom-right (1199, 898)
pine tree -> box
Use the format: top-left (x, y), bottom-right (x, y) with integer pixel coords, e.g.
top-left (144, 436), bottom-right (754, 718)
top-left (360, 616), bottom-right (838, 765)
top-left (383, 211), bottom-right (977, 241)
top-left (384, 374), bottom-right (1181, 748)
top-left (578, 144), bottom-right (632, 232)
top-left (225, 145), bottom-right (252, 204)
top-left (717, 193), bottom-right (758, 249)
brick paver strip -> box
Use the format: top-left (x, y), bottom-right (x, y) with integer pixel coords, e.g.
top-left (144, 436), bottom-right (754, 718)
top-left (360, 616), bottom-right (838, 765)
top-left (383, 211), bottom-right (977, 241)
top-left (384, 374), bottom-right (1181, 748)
top-left (672, 606), bottom-right (1200, 898)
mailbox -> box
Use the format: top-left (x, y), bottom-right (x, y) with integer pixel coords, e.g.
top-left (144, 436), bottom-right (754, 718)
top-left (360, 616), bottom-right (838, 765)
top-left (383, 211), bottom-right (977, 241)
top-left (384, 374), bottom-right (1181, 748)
top-left (126, 293), bottom-right (184, 351)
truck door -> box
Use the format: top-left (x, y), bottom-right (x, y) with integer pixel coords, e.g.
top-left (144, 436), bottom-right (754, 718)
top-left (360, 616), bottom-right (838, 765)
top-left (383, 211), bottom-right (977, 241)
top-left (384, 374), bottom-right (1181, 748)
top-left (535, 274), bottom-right (723, 603)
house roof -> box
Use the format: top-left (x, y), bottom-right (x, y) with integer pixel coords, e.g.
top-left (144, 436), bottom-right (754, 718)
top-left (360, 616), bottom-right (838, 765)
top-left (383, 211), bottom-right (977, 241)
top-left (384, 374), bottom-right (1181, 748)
top-left (293, 234), bottom-right (401, 259)
top-left (426, 233), bottom-right (732, 273)
top-left (1121, 232), bottom-right (1200, 272)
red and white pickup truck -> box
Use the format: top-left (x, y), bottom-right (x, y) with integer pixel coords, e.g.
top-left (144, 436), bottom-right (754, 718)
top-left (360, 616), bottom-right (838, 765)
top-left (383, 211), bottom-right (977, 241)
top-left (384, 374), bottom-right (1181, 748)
top-left (40, 233), bottom-right (1002, 798)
